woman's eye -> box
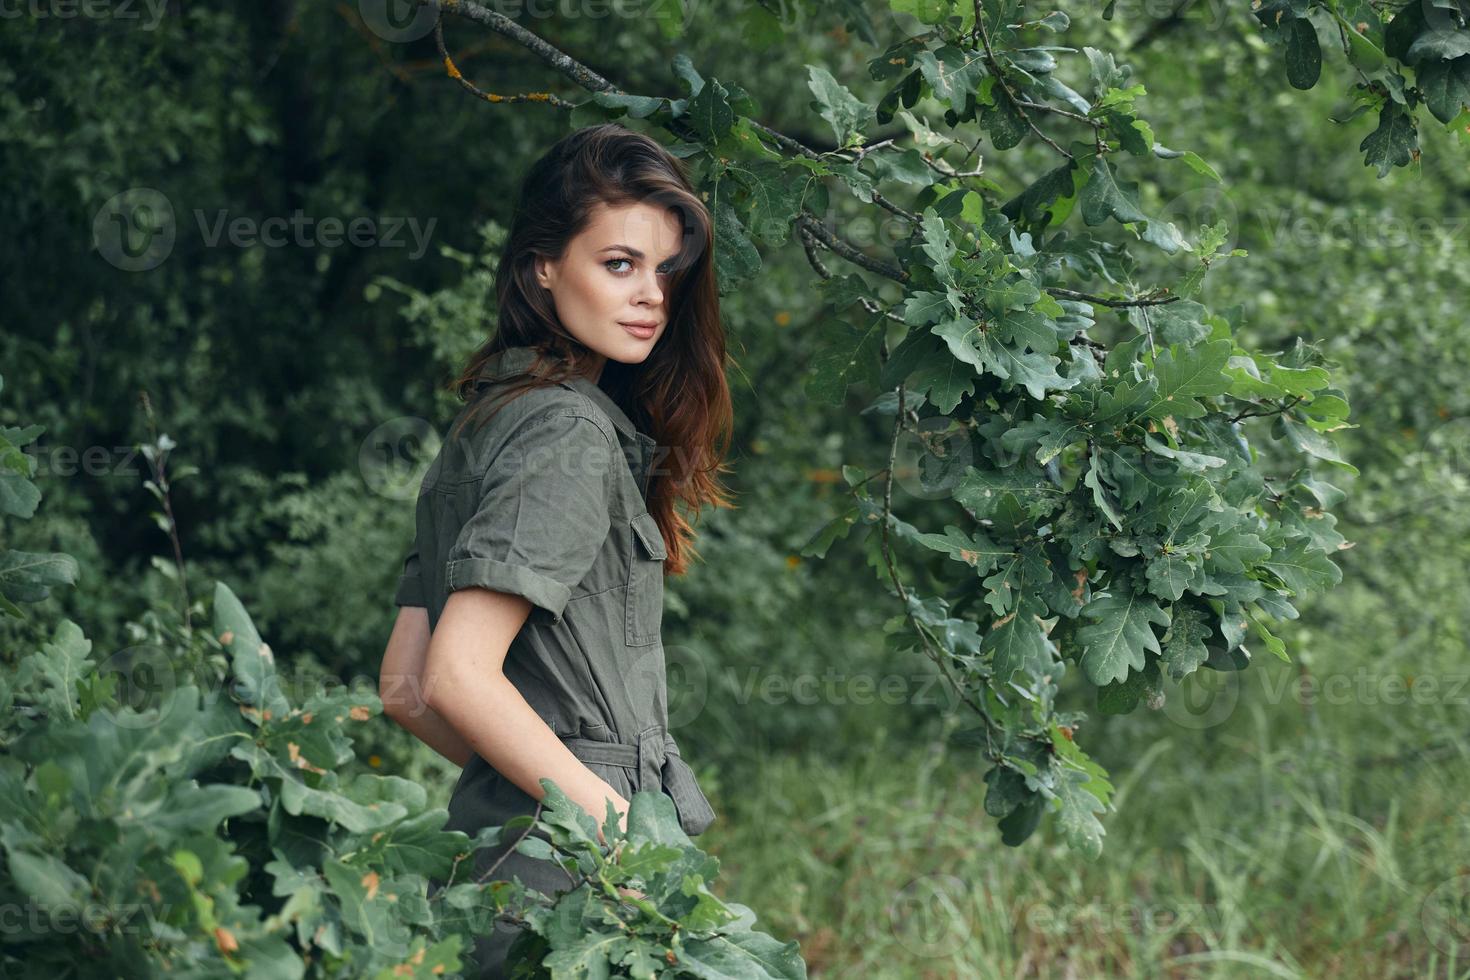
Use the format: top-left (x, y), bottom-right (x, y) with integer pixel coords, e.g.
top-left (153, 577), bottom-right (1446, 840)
top-left (606, 258), bottom-right (673, 276)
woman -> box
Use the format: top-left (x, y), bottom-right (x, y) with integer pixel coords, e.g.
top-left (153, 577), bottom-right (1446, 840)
top-left (377, 122), bottom-right (734, 976)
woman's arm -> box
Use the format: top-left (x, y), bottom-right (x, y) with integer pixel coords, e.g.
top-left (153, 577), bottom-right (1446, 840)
top-left (379, 604), bottom-right (476, 767)
top-left (422, 587), bottom-right (631, 838)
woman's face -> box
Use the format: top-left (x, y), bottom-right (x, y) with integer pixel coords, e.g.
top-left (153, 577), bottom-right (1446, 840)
top-left (535, 200), bottom-right (686, 381)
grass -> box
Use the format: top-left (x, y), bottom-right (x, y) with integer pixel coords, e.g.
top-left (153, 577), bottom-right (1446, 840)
top-left (699, 662), bottom-right (1470, 979)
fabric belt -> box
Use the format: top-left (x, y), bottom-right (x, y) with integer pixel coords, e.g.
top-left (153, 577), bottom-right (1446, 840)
top-left (559, 725), bottom-right (716, 837)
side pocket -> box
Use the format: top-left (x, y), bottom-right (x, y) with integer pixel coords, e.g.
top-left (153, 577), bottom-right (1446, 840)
top-left (624, 511), bottom-right (667, 647)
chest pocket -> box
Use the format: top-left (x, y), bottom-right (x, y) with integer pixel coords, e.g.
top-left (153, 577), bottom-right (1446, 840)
top-left (625, 511), bottom-right (667, 647)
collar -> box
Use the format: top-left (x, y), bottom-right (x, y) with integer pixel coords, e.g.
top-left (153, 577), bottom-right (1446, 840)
top-left (478, 346), bottom-right (656, 456)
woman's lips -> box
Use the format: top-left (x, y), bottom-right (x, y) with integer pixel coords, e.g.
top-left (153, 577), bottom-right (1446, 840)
top-left (620, 322), bottom-right (657, 339)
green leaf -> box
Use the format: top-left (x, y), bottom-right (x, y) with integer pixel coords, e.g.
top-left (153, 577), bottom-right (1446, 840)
top-left (984, 598), bottom-right (1055, 684)
top-left (1144, 549), bottom-right (1200, 601)
top-left (679, 925), bottom-right (810, 979)
top-left (1097, 655), bottom-right (1163, 714)
top-left (806, 65), bottom-right (874, 147)
top-left (1407, 23), bottom-right (1470, 63)
top-left (1079, 155), bottom-right (1148, 226)
top-left (1049, 764), bottom-right (1107, 859)
top-left (1202, 522), bottom-right (1273, 574)
top-left (916, 44), bottom-right (989, 107)
top-left (1245, 604), bottom-right (1291, 662)
top-left (1, 842), bottom-right (91, 910)
top-left (1277, 414), bottom-right (1359, 473)
top-left (626, 787), bottom-right (692, 849)
top-left (1259, 537), bottom-right (1343, 594)
top-left (933, 319), bottom-right (1076, 400)
top-left (954, 463), bottom-right (1067, 521)
top-left (729, 159), bottom-right (802, 246)
top-left (804, 314), bottom-right (884, 404)
top-left (712, 199), bottom-right (762, 289)
top-left (0, 549), bottom-right (80, 607)
top-left (1419, 56), bottom-right (1470, 124)
top-left (1143, 339), bottom-right (1233, 420)
top-left (1284, 17), bottom-right (1323, 89)
top-left (914, 524), bottom-right (1012, 576)
top-left (687, 77), bottom-right (734, 143)
top-left (18, 619), bottom-right (91, 722)
top-left (1359, 102), bottom-right (1419, 177)
top-left (215, 581), bottom-right (292, 720)
top-left (0, 468), bottom-right (42, 519)
top-left (920, 208), bottom-right (957, 276)
top-left (1160, 603), bottom-right (1214, 679)
top-left (1076, 591), bottom-right (1171, 685)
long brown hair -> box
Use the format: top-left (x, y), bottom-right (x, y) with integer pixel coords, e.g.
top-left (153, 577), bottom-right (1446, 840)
top-left (447, 122), bottom-right (735, 576)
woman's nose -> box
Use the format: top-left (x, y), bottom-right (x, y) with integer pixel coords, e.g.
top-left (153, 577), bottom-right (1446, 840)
top-left (637, 270), bottom-right (664, 305)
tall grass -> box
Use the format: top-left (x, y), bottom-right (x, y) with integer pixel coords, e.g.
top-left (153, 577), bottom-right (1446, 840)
top-left (702, 660), bottom-right (1470, 979)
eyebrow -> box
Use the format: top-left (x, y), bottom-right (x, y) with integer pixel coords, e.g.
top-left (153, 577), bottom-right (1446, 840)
top-left (597, 244), bottom-right (681, 263)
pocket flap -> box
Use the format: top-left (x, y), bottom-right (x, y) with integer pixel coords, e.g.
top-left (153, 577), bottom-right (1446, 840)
top-left (630, 512), bottom-right (667, 560)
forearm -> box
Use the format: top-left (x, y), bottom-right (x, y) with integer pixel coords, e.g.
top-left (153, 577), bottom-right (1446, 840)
top-left (384, 696), bottom-right (475, 768)
top-left (380, 607), bottom-right (474, 766)
top-left (426, 664), bottom-right (628, 835)
top-left (380, 661), bottom-right (476, 766)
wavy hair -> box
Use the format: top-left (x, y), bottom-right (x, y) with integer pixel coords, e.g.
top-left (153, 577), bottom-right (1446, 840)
top-left (447, 122), bottom-right (734, 576)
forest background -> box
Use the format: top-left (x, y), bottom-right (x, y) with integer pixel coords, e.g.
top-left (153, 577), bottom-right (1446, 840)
top-left (3, 0), bottom-right (1470, 976)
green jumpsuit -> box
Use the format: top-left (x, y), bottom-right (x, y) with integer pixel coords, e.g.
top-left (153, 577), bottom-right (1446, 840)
top-left (392, 345), bottom-right (717, 977)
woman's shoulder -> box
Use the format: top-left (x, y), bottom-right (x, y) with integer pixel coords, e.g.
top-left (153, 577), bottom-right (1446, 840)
top-left (449, 381), bottom-right (613, 469)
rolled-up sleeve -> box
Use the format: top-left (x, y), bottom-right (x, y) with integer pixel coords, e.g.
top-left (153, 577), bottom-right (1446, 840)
top-left (444, 410), bottom-right (615, 624)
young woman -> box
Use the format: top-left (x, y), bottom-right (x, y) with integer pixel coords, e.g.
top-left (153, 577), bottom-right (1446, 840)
top-left (377, 122), bottom-right (734, 976)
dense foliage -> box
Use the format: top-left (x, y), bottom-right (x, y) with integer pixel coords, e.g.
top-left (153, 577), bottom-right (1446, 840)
top-left (0, 389), bottom-right (803, 976)
top-left (2, 0), bottom-right (1467, 974)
